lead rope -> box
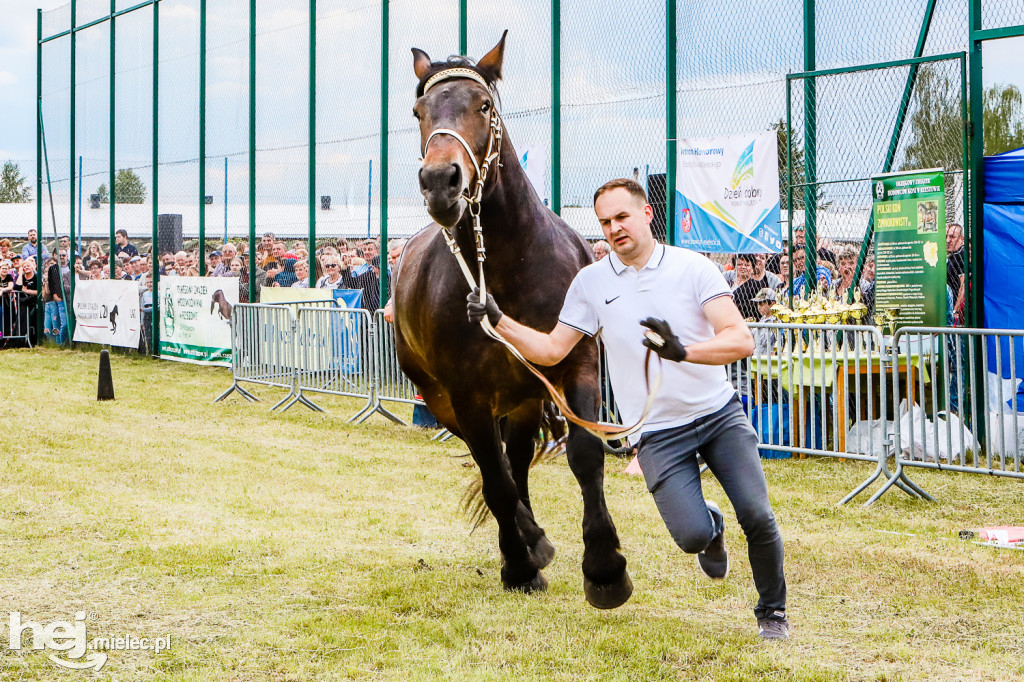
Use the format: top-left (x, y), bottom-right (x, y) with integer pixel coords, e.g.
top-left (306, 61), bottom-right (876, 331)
top-left (422, 76), bottom-right (661, 442)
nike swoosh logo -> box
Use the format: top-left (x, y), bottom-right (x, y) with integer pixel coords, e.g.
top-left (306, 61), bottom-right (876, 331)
top-left (604, 296), bottom-right (620, 305)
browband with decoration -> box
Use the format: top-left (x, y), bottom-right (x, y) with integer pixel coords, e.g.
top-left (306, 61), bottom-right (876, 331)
top-left (422, 67), bottom-right (491, 94)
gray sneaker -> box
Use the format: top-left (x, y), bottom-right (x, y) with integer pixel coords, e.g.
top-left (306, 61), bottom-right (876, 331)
top-left (696, 501), bottom-right (729, 580)
top-left (757, 612), bottom-right (790, 641)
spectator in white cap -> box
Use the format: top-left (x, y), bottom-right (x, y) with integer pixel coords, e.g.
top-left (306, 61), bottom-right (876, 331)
top-left (751, 288), bottom-right (780, 355)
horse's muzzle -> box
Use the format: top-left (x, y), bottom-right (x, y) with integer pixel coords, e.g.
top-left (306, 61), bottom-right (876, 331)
top-left (420, 163), bottom-right (466, 227)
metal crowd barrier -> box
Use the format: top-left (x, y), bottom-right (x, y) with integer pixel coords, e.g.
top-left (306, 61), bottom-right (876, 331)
top-left (373, 310), bottom-right (423, 410)
top-left (877, 327), bottom-right (1024, 500)
top-left (293, 306), bottom-right (404, 423)
top-left (1, 292), bottom-right (36, 347)
top-left (216, 306), bottom-right (1024, 505)
top-left (729, 322), bottom-right (1024, 504)
top-left (214, 303), bottom-right (314, 411)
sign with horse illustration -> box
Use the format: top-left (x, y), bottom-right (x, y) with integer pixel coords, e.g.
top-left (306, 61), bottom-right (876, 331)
top-left (72, 280), bottom-right (141, 349)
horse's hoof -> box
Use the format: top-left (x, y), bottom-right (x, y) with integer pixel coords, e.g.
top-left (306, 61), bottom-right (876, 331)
top-left (504, 570), bottom-right (548, 594)
top-left (530, 535), bottom-right (556, 569)
top-left (584, 571), bottom-right (633, 609)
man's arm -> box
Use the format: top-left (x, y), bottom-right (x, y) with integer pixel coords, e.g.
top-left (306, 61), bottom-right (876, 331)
top-left (680, 295), bottom-right (754, 365)
top-left (493, 317), bottom-right (585, 367)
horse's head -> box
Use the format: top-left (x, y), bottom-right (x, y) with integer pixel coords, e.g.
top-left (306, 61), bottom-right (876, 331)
top-left (412, 32), bottom-right (506, 228)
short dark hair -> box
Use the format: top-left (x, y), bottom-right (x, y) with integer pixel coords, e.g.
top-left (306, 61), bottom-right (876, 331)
top-left (116, 229), bottom-right (128, 239)
top-left (593, 178), bottom-right (648, 207)
top-left (736, 253), bottom-right (757, 266)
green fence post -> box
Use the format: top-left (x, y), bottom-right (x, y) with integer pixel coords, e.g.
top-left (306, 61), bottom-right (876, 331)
top-left (785, 75), bottom-right (795, 307)
top-left (848, 0), bottom-right (938, 302)
top-left (967, 0), bottom-right (986, 447)
top-left (36, 9), bottom-right (44, 341)
top-left (199, 0), bottom-right (206, 275)
top-left (69, 0), bottom-right (77, 340)
top-left (308, 0), bottom-right (316, 287)
top-left (109, 0), bottom-right (116, 267)
top-left (550, 0), bottom-right (560, 216)
top-left (248, 0), bottom-right (256, 302)
top-left (802, 0), bottom-right (817, 284)
top-left (459, 0), bottom-right (467, 55)
top-left (379, 0), bottom-right (389, 309)
top-left (665, 0), bottom-right (676, 245)
top-left (152, 0), bottom-right (160, 353)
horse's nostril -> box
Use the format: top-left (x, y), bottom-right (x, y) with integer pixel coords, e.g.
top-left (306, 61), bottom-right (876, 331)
top-left (447, 164), bottom-right (461, 190)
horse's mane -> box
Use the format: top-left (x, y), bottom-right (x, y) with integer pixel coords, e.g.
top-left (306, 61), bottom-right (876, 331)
top-left (415, 55), bottom-right (503, 107)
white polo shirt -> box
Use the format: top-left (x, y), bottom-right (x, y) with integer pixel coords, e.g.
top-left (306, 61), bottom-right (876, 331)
top-left (559, 243), bottom-right (736, 443)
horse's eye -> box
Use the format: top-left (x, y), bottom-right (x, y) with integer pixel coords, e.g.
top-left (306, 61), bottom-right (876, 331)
top-left (412, 109), bottom-right (421, 120)
top-left (481, 101), bottom-right (491, 114)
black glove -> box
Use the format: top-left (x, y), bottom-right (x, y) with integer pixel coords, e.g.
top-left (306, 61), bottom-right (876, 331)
top-left (640, 317), bottom-right (688, 362)
top-left (467, 287), bottom-right (503, 326)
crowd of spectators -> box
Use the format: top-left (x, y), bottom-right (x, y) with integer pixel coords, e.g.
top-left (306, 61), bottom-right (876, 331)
top-left (0, 220), bottom-right (966, 347)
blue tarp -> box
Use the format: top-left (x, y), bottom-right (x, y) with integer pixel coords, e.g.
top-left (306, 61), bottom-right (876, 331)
top-left (983, 146), bottom-right (1024, 381)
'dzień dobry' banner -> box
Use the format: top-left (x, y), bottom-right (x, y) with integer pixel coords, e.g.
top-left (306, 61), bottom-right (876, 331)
top-left (675, 131), bottom-right (782, 254)
top-left (872, 170), bottom-right (947, 332)
top-left (159, 277), bottom-right (238, 366)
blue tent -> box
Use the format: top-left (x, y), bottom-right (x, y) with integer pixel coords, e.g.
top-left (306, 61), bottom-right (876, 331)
top-left (983, 146), bottom-right (1024, 382)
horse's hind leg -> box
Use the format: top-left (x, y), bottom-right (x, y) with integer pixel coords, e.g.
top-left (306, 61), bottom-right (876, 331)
top-left (454, 400), bottom-right (546, 593)
top-left (564, 380), bottom-right (632, 609)
top-left (504, 401), bottom-right (556, 569)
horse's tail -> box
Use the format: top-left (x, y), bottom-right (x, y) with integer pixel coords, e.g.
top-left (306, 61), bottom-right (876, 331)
top-left (460, 402), bottom-right (567, 531)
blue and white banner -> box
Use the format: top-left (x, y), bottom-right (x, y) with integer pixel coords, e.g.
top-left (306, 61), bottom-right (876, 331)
top-left (675, 132), bottom-right (782, 254)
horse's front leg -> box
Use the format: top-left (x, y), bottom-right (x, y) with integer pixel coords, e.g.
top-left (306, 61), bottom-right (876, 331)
top-left (563, 373), bottom-right (632, 609)
top-left (453, 397), bottom-right (547, 593)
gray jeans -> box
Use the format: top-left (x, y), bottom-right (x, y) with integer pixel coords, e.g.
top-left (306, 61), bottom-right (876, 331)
top-left (637, 395), bottom-right (786, 620)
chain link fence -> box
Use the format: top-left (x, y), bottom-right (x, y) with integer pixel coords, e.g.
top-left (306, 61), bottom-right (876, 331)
top-left (21, 0), bottom-right (1023, 283)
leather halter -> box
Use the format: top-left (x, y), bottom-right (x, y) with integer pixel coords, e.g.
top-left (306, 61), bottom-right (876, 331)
top-left (418, 68), bottom-right (661, 442)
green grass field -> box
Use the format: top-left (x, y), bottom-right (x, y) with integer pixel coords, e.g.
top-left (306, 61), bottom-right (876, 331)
top-left (0, 347), bottom-right (1022, 680)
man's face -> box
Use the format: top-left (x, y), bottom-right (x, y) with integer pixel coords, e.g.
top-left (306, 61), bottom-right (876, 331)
top-left (27, 230), bottom-right (37, 244)
top-left (792, 254), bottom-right (805, 276)
top-left (362, 242), bottom-right (379, 260)
top-left (59, 237), bottom-right (70, 250)
top-left (59, 251), bottom-right (69, 265)
top-left (261, 234), bottom-right (274, 248)
top-left (209, 254), bottom-right (221, 269)
top-left (222, 247), bottom-right (236, 260)
top-left (387, 246), bottom-right (402, 266)
top-left (116, 233), bottom-right (126, 245)
top-left (864, 258), bottom-right (875, 280)
top-left (794, 229), bottom-right (806, 249)
top-left (594, 188), bottom-right (654, 262)
top-left (272, 243), bottom-right (286, 260)
top-left (946, 224), bottom-right (964, 252)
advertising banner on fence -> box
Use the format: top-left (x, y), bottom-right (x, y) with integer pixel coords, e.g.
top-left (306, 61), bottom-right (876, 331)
top-left (72, 280), bottom-right (141, 349)
top-left (872, 169), bottom-right (947, 332)
top-left (675, 131), bottom-right (782, 254)
top-left (158, 277), bottom-right (237, 365)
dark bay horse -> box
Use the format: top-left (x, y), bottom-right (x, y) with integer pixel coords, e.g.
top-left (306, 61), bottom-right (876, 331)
top-left (393, 34), bottom-right (632, 608)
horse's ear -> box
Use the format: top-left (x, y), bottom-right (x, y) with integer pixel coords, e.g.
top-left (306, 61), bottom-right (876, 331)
top-left (476, 30), bottom-right (507, 82)
top-left (412, 48), bottom-right (432, 81)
